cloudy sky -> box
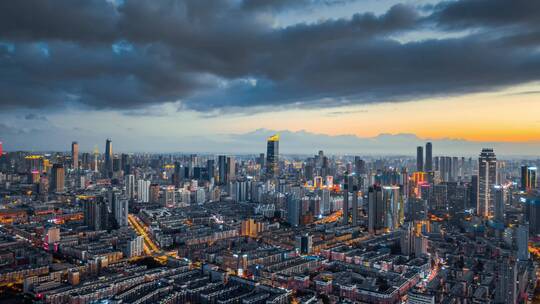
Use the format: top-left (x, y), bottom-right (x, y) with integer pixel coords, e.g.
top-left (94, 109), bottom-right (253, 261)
top-left (1, 0), bottom-right (540, 155)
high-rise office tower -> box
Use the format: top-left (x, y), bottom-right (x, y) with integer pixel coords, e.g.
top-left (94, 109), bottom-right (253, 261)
top-left (368, 185), bottom-right (383, 234)
top-left (125, 174), bottom-right (135, 200)
top-left (342, 183), bottom-right (349, 225)
top-left (206, 159), bottom-right (215, 181)
top-left (416, 146), bottom-right (424, 172)
top-left (351, 185), bottom-right (359, 226)
top-left (425, 142), bottom-right (432, 172)
top-left (493, 185), bottom-right (505, 223)
top-left (227, 156), bottom-right (236, 182)
top-left (383, 185), bottom-right (402, 231)
top-left (521, 166), bottom-right (538, 192)
top-left (137, 180), bottom-right (150, 203)
top-left (218, 155), bottom-right (227, 185)
top-left (50, 164), bottom-right (65, 193)
top-left (71, 141), bottom-right (79, 170)
top-left (266, 134), bottom-right (279, 178)
top-left (477, 148), bottom-right (497, 217)
top-left (104, 139), bottom-right (113, 178)
top-left (0, 141), bottom-right (2, 156)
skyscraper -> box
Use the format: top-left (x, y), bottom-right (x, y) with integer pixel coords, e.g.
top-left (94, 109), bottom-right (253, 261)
top-left (383, 185), bottom-right (402, 231)
top-left (50, 164), bottom-right (65, 193)
top-left (368, 185), bottom-right (383, 234)
top-left (521, 165), bottom-right (538, 192)
top-left (82, 197), bottom-right (109, 231)
top-left (206, 159), bottom-right (215, 181)
top-left (266, 134), bottom-right (279, 178)
top-left (425, 142), bottom-right (432, 172)
top-left (477, 148), bottom-right (497, 217)
top-left (493, 185), bottom-right (505, 223)
top-left (287, 195), bottom-right (300, 227)
top-left (111, 193), bottom-right (128, 227)
top-left (125, 174), bottom-right (135, 200)
top-left (137, 179), bottom-right (150, 203)
top-left (227, 156), bottom-right (236, 182)
top-left (104, 139), bottom-right (113, 178)
top-left (517, 224), bottom-right (529, 261)
top-left (351, 185), bottom-right (359, 226)
top-left (342, 183), bottom-right (349, 225)
top-left (71, 141), bottom-right (79, 170)
top-left (416, 146), bottom-right (424, 172)
top-left (218, 155), bottom-right (227, 185)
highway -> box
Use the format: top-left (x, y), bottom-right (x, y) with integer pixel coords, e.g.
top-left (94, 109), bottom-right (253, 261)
top-left (127, 214), bottom-right (159, 255)
top-left (128, 213), bottom-right (179, 262)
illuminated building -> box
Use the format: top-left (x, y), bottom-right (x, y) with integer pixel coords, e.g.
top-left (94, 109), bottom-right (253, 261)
top-left (477, 148), bottom-right (497, 217)
top-left (266, 134), bottom-right (279, 178)
top-left (50, 164), bottom-right (65, 193)
top-left (46, 227), bottom-right (60, 245)
top-left (314, 176), bottom-right (323, 189)
top-left (71, 141), bottom-right (79, 170)
top-left (416, 146), bottom-right (423, 172)
top-left (521, 166), bottom-right (537, 192)
top-left (25, 155), bottom-right (44, 173)
top-left (104, 138), bottom-right (113, 178)
top-left (0, 141), bottom-right (2, 155)
top-left (425, 142), bottom-right (432, 172)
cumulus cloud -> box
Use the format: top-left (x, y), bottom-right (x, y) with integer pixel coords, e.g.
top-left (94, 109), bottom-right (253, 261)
top-left (0, 0), bottom-right (539, 113)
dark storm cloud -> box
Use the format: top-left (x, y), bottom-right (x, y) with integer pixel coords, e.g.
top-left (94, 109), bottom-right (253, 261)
top-left (24, 113), bottom-right (47, 121)
top-left (430, 0), bottom-right (540, 29)
top-left (0, 0), bottom-right (539, 112)
top-left (240, 0), bottom-right (353, 12)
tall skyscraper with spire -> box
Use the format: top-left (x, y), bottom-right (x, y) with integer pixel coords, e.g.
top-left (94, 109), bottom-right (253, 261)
top-left (266, 134), bottom-right (279, 178)
top-left (104, 139), bottom-right (113, 178)
top-left (425, 142), bottom-right (432, 172)
top-left (477, 148), bottom-right (497, 217)
top-left (71, 141), bottom-right (79, 170)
